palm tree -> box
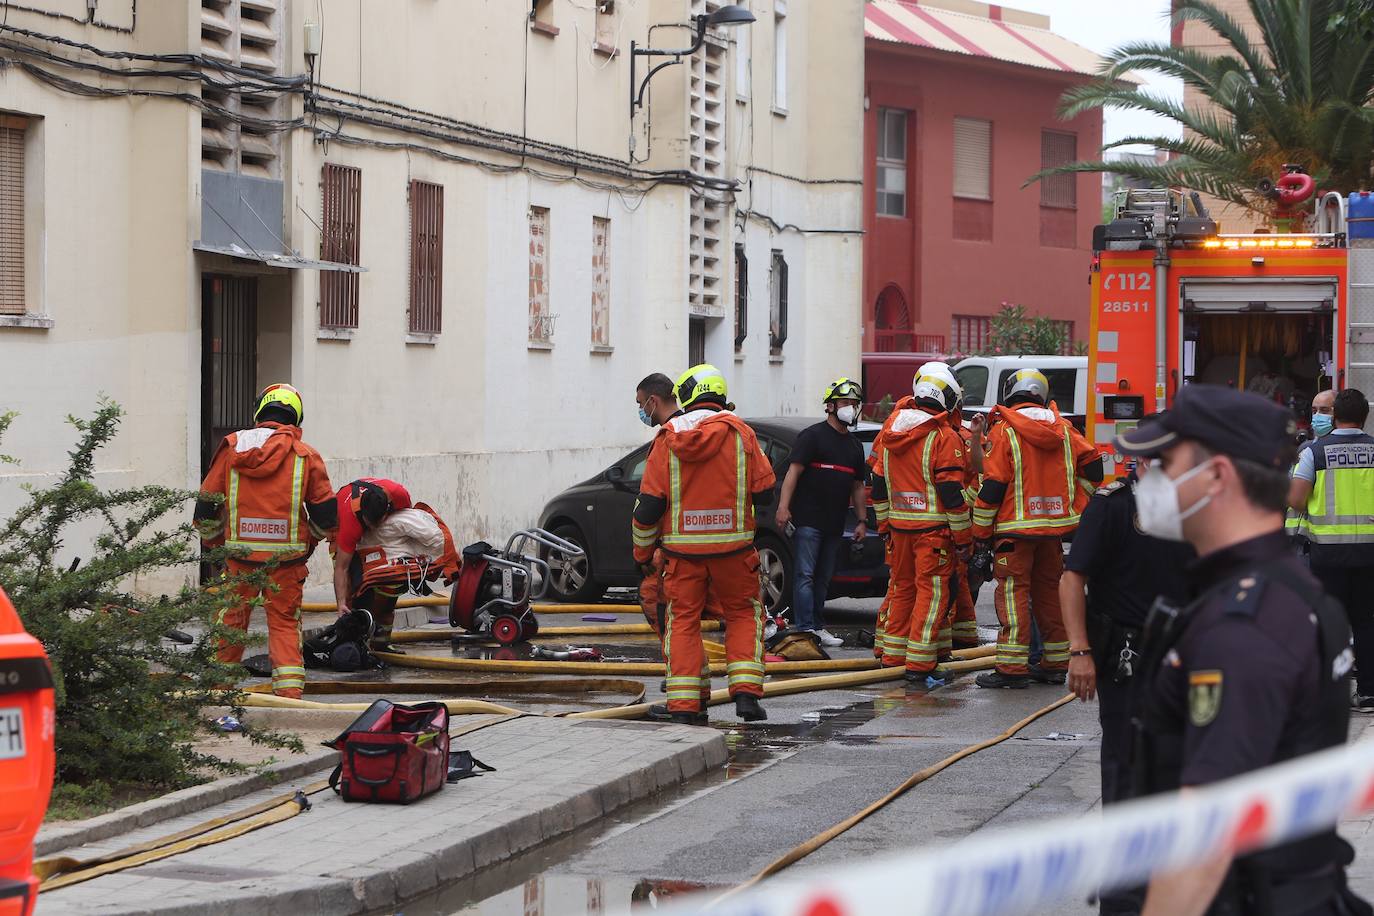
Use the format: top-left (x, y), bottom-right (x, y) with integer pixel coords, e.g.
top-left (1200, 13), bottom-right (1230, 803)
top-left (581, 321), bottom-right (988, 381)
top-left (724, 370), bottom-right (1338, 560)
top-left (1035, 0), bottom-right (1374, 215)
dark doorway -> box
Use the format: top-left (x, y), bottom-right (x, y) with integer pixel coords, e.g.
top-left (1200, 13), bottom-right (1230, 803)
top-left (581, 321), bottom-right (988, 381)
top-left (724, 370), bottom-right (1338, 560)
top-left (689, 317), bottom-right (706, 366)
top-left (200, 275), bottom-right (259, 477)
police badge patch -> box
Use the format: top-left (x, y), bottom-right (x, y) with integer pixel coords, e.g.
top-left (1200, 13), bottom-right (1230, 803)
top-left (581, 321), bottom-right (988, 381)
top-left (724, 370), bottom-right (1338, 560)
top-left (1189, 670), bottom-right (1223, 726)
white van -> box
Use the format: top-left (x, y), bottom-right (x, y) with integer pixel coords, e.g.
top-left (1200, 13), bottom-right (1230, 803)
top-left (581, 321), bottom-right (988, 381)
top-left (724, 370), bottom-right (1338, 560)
top-left (952, 355), bottom-right (1089, 429)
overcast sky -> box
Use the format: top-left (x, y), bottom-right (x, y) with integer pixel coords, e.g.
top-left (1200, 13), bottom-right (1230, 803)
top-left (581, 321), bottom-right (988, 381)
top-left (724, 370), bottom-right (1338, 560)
top-left (1009, 0), bottom-right (1185, 155)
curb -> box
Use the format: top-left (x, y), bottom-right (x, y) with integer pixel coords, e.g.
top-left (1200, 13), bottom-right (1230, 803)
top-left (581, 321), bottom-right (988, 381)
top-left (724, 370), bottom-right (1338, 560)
top-left (35, 747), bottom-right (338, 857)
top-left (48, 721), bottom-right (728, 915)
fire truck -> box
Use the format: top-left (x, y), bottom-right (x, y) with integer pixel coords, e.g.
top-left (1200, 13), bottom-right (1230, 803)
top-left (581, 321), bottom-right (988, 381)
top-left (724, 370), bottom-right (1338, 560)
top-left (1087, 186), bottom-right (1371, 479)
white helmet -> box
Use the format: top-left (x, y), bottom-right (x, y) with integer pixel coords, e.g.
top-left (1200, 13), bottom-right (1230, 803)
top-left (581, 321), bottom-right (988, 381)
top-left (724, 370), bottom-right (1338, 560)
top-left (914, 362), bottom-right (961, 412)
top-left (912, 374), bottom-right (952, 412)
top-left (1002, 368), bottom-right (1050, 406)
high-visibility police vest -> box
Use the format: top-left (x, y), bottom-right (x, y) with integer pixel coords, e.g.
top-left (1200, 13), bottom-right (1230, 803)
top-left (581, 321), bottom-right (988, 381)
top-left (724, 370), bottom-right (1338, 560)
top-left (1293, 431), bottom-right (1374, 565)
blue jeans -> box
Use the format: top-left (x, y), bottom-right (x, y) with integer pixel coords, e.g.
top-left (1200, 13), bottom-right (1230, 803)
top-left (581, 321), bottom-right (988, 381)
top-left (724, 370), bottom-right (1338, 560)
top-left (1029, 619), bottom-right (1044, 668)
top-left (792, 526), bottom-right (844, 631)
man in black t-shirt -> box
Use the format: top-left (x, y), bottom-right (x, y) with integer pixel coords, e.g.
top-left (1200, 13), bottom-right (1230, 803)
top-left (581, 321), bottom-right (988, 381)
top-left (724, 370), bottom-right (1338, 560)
top-left (776, 378), bottom-right (868, 645)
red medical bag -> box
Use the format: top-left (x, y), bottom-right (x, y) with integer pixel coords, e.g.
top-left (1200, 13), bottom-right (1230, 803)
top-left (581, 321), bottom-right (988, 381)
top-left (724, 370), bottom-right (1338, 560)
top-left (328, 700), bottom-right (449, 804)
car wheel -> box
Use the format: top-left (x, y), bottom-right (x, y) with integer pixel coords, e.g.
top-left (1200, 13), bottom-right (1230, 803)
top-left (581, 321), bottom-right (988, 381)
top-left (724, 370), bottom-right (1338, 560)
top-left (545, 525), bottom-right (605, 603)
top-left (755, 536), bottom-right (792, 620)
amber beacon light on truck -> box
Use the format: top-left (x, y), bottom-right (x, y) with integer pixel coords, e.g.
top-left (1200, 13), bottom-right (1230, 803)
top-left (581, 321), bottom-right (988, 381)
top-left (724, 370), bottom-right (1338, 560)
top-left (1088, 186), bottom-right (1365, 481)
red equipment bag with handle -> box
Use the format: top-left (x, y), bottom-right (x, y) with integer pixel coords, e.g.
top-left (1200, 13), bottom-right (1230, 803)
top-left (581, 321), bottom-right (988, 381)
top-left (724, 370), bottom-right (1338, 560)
top-left (327, 699), bottom-right (449, 804)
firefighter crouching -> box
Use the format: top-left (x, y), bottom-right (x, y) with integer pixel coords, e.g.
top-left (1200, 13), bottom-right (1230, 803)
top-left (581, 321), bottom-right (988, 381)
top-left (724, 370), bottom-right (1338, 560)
top-left (972, 369), bottom-right (1102, 689)
top-left (194, 384), bottom-right (336, 699)
top-left (632, 364), bottom-right (777, 725)
top-left (333, 477), bottom-right (459, 653)
top-left (871, 373), bottom-right (972, 680)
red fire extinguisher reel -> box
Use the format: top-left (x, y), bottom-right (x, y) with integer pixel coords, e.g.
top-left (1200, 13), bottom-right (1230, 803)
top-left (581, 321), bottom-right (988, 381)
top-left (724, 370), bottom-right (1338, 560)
top-left (0, 585), bottom-right (55, 916)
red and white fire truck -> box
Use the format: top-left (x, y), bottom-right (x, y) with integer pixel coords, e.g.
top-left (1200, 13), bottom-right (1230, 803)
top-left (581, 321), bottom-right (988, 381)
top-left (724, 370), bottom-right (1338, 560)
top-left (1087, 186), bottom-right (1371, 479)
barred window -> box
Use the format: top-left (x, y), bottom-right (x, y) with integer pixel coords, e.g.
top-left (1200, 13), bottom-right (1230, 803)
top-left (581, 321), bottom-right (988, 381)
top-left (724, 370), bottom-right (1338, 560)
top-left (320, 163), bottom-right (361, 329)
top-left (408, 180), bottom-right (443, 335)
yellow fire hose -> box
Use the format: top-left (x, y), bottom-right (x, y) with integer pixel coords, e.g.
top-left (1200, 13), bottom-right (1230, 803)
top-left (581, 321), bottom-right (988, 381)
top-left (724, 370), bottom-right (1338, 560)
top-left (35, 714), bottom-right (522, 892)
top-left (714, 693), bottom-right (1078, 903)
top-left (372, 644), bottom-right (995, 678)
top-left (297, 595), bottom-right (643, 614)
top-left (244, 678), bottom-right (649, 704)
top-left (565, 656), bottom-right (996, 720)
top-left (388, 620), bottom-right (722, 642)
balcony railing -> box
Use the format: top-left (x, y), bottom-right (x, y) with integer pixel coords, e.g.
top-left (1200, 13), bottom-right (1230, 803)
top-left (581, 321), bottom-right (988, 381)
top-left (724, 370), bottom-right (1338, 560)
top-left (874, 330), bottom-right (946, 353)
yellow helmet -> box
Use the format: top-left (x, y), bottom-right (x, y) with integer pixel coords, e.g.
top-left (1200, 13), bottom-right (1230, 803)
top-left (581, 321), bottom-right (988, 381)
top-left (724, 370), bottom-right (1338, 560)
top-left (675, 364), bottom-right (729, 409)
top-left (823, 377), bottom-right (863, 403)
top-left (255, 383), bottom-right (304, 426)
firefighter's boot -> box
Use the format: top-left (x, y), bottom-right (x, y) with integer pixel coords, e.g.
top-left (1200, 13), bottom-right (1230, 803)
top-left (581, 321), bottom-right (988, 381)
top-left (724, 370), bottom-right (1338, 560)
top-left (646, 703), bottom-right (707, 726)
top-left (976, 670), bottom-right (1030, 689)
top-left (734, 694), bottom-right (767, 722)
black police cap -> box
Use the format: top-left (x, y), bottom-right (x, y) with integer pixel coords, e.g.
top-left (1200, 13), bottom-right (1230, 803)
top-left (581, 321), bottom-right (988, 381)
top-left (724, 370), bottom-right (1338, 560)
top-left (1114, 384), bottom-right (1296, 467)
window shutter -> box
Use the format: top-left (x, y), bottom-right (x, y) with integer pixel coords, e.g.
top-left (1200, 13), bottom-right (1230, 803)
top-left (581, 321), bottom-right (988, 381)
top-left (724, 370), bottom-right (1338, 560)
top-left (1040, 130), bottom-right (1077, 208)
top-left (0, 118), bottom-right (25, 315)
top-left (734, 243), bottom-right (748, 348)
top-left (320, 163), bottom-right (361, 329)
top-left (953, 117), bottom-right (991, 200)
top-left (408, 180), bottom-right (443, 335)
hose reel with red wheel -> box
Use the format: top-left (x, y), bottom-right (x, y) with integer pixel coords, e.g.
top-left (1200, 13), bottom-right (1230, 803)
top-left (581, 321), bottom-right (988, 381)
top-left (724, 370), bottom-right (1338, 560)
top-left (446, 529), bottom-right (583, 646)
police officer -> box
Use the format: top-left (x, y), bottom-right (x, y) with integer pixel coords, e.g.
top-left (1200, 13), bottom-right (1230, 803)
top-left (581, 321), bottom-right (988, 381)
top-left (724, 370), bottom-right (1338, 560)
top-left (1114, 385), bottom-right (1367, 916)
top-left (1287, 388), bottom-right (1374, 712)
top-left (1061, 418), bottom-right (1194, 916)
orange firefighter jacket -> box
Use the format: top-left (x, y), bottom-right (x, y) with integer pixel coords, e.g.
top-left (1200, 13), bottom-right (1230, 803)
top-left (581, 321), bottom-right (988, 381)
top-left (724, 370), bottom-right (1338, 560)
top-left (870, 404), bottom-right (972, 546)
top-left (196, 422), bottom-right (334, 563)
top-left (971, 403), bottom-right (1101, 540)
top-left (632, 406), bottom-right (775, 564)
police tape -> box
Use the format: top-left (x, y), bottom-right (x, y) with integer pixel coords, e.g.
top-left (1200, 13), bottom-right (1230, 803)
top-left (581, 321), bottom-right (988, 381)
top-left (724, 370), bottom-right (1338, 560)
top-left (634, 731), bottom-right (1374, 916)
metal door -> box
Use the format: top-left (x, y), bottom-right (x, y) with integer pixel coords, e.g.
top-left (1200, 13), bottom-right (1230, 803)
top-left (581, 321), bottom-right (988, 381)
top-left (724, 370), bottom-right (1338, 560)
top-left (200, 275), bottom-right (258, 476)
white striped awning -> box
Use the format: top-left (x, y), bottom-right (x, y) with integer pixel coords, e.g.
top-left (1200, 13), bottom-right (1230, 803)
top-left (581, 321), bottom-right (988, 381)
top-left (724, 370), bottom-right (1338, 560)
top-left (865, 0), bottom-right (1110, 79)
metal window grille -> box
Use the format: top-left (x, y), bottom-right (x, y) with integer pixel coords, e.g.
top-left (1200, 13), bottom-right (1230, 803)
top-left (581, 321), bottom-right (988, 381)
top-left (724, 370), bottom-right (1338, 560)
top-left (734, 243), bottom-right (748, 349)
top-left (320, 163), bottom-right (361, 328)
top-left (590, 216), bottom-right (610, 346)
top-left (408, 180), bottom-right (443, 335)
top-left (951, 314), bottom-right (991, 353)
top-left (1040, 130), bottom-right (1077, 208)
top-left (769, 249), bottom-right (788, 352)
top-left (200, 0), bottom-right (283, 177)
top-left (953, 117), bottom-right (991, 200)
top-left (876, 108), bottom-right (907, 217)
top-left (0, 117), bottom-right (25, 315)
top-left (529, 206), bottom-right (552, 342)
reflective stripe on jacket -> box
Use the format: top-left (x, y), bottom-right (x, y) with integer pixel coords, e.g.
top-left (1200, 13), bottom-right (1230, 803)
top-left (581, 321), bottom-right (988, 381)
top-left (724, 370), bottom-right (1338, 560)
top-left (972, 403), bottom-right (1099, 539)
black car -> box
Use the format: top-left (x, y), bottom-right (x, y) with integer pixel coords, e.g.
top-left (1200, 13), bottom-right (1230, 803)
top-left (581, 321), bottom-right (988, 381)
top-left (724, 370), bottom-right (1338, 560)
top-left (536, 417), bottom-right (888, 618)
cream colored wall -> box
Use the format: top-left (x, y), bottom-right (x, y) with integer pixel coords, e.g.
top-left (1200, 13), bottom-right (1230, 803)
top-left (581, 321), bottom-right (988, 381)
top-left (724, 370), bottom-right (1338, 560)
top-left (0, 0), bottom-right (865, 593)
top-left (0, 6), bottom-right (198, 587)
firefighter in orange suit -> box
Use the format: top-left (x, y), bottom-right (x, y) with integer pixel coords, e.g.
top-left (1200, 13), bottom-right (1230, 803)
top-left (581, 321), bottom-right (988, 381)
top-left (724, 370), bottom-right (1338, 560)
top-left (868, 445), bottom-right (893, 659)
top-left (633, 365), bottom-right (776, 724)
top-left (634, 373), bottom-right (683, 649)
top-left (917, 360), bottom-right (983, 652)
top-left (195, 384), bottom-right (336, 698)
top-left (971, 369), bottom-right (1102, 689)
top-left (871, 374), bottom-right (972, 679)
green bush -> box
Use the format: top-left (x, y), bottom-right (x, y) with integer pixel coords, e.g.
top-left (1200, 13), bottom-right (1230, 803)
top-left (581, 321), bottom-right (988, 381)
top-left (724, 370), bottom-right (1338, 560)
top-left (0, 402), bottom-right (300, 793)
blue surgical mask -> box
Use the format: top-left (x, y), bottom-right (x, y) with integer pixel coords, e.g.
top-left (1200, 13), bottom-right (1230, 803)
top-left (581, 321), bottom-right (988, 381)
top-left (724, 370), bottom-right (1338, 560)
top-left (639, 406), bottom-right (654, 427)
top-left (1312, 414), bottom-right (1334, 437)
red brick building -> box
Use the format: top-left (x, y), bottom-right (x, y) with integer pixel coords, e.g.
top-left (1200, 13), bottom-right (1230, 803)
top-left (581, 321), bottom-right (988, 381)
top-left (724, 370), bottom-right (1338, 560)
top-left (862, 0), bottom-right (1107, 357)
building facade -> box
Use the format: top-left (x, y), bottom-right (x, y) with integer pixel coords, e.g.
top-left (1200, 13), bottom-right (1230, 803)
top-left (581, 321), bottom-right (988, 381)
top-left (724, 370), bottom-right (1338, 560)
top-left (0, 0), bottom-right (863, 587)
top-left (861, 0), bottom-right (1104, 359)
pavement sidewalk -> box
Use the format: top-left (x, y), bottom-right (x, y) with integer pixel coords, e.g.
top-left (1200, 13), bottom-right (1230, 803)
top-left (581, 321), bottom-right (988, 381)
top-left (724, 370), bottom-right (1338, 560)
top-left (39, 715), bottom-right (726, 916)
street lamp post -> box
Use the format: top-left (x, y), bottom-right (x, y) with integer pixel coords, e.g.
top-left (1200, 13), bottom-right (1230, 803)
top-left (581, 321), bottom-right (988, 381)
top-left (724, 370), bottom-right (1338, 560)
top-left (629, 4), bottom-right (755, 119)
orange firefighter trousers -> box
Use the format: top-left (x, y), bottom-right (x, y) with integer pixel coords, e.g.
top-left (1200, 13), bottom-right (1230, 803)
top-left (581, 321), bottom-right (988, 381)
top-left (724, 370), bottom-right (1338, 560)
top-left (991, 537), bottom-right (1070, 675)
top-left (217, 557), bottom-right (308, 698)
top-left (950, 559), bottom-right (979, 648)
top-left (873, 534), bottom-right (895, 658)
top-left (641, 556), bottom-right (710, 707)
top-left (662, 551), bottom-right (764, 714)
top-left (884, 529), bottom-right (956, 673)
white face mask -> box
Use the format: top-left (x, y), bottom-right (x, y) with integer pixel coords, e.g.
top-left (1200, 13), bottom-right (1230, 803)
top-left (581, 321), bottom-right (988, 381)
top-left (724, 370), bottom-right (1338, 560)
top-left (836, 405), bottom-right (859, 426)
top-left (1132, 458), bottom-right (1215, 542)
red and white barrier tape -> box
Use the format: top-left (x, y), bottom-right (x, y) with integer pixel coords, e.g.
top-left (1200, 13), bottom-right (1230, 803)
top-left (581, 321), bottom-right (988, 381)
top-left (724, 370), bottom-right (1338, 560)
top-left (638, 732), bottom-right (1374, 916)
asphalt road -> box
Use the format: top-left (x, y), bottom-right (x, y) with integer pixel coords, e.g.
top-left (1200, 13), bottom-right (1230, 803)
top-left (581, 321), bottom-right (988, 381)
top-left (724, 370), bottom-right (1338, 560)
top-left (395, 591), bottom-right (1110, 916)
